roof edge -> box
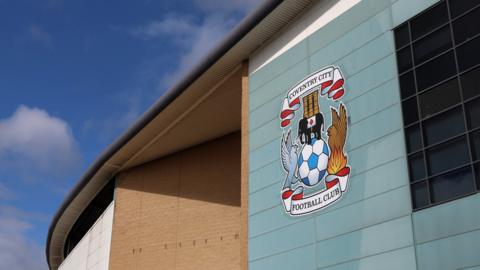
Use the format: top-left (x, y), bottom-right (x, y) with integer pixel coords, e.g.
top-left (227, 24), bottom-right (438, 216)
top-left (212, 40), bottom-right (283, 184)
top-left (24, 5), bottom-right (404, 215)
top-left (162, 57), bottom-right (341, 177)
top-left (46, 0), bottom-right (283, 268)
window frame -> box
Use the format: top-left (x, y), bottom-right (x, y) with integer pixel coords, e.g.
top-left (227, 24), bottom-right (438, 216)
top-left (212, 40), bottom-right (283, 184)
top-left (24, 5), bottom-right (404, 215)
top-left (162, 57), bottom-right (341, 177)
top-left (394, 0), bottom-right (480, 211)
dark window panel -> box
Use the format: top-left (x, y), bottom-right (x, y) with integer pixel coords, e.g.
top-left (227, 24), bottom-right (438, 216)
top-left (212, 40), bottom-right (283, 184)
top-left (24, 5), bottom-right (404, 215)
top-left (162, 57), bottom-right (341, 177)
top-left (394, 2), bottom-right (480, 210)
top-left (453, 6), bottom-right (480, 44)
top-left (409, 152), bottom-right (427, 181)
top-left (419, 78), bottom-right (461, 118)
top-left (471, 130), bottom-right (480, 161)
top-left (402, 97), bottom-right (419, 125)
top-left (423, 106), bottom-right (465, 146)
top-left (406, 124), bottom-right (422, 153)
top-left (412, 181), bottom-right (429, 208)
top-left (466, 98), bottom-right (480, 129)
top-left (397, 45), bottom-right (413, 73)
top-left (461, 67), bottom-right (480, 99)
top-left (410, 2), bottom-right (448, 40)
top-left (400, 71), bottom-right (416, 99)
top-left (429, 165), bottom-right (474, 203)
top-left (427, 136), bottom-right (470, 175)
top-left (413, 25), bottom-right (452, 65)
top-left (457, 36), bottom-right (480, 72)
top-left (449, 0), bottom-right (480, 18)
top-left (395, 23), bottom-right (410, 48)
top-left (416, 51), bottom-right (456, 90)
top-left (475, 163), bottom-right (480, 190)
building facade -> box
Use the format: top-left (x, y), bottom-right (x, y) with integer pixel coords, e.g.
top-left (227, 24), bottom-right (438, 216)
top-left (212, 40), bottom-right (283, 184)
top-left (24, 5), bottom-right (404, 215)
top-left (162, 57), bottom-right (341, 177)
top-left (47, 0), bottom-right (480, 270)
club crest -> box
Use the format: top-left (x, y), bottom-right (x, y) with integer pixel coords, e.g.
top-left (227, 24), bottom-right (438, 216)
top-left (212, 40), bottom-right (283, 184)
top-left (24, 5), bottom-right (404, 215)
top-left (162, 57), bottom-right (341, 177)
top-left (279, 66), bottom-right (351, 216)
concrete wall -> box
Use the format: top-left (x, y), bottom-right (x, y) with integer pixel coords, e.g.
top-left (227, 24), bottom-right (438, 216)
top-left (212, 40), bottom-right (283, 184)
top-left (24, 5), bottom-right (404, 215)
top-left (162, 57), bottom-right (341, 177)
top-left (248, 0), bottom-right (480, 269)
top-left (58, 202), bottom-right (114, 270)
top-left (109, 133), bottom-right (243, 270)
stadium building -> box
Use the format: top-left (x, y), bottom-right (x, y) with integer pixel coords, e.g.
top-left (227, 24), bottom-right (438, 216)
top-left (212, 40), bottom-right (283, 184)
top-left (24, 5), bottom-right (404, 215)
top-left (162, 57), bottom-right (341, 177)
top-left (46, 0), bottom-right (480, 269)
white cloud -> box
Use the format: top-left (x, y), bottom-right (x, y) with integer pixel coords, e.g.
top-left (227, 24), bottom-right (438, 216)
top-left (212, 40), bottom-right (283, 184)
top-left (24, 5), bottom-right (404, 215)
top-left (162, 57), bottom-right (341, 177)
top-left (130, 16), bottom-right (197, 40)
top-left (176, 17), bottom-right (237, 87)
top-left (99, 0), bottom-right (262, 140)
top-left (193, 0), bottom-right (261, 14)
top-left (0, 182), bottom-right (14, 200)
top-left (131, 15), bottom-right (237, 88)
top-left (29, 24), bottom-right (53, 48)
top-left (0, 206), bottom-right (48, 270)
top-left (81, 89), bottom-right (143, 143)
top-left (0, 105), bottom-right (81, 179)
top-left (129, 0), bottom-right (262, 88)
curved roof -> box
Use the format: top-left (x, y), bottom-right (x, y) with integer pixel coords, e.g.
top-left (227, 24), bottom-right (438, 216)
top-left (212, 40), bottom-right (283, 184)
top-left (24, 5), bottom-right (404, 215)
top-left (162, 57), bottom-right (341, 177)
top-left (46, 0), bottom-right (315, 268)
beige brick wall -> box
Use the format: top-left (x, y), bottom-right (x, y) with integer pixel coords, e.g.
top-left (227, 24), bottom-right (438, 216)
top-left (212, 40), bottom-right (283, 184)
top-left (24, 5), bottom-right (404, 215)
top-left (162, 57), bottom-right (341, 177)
top-left (109, 133), bottom-right (242, 270)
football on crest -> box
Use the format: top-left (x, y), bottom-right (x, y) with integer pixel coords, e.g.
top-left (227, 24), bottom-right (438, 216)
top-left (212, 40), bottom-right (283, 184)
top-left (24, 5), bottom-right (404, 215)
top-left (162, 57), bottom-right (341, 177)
top-left (297, 138), bottom-right (329, 186)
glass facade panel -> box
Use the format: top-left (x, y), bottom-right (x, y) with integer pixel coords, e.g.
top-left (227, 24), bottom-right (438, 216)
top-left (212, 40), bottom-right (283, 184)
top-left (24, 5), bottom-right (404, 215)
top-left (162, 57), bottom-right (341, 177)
top-left (412, 181), bottom-right (429, 209)
top-left (397, 45), bottom-right (413, 73)
top-left (406, 124), bottom-right (422, 153)
top-left (400, 71), bottom-right (416, 99)
top-left (423, 106), bottom-right (465, 146)
top-left (427, 136), bottom-right (469, 175)
top-left (410, 2), bottom-right (448, 40)
top-left (430, 166), bottom-right (474, 203)
top-left (418, 79), bottom-right (460, 118)
top-left (452, 6), bottom-right (480, 44)
top-left (457, 36), bottom-right (480, 72)
top-left (409, 153), bottom-right (426, 181)
top-left (475, 163), bottom-right (480, 190)
top-left (395, 23), bottom-right (410, 48)
top-left (416, 51), bottom-right (456, 91)
top-left (402, 97), bottom-right (419, 125)
top-left (449, 0), bottom-right (480, 18)
top-left (466, 98), bottom-right (480, 129)
top-left (460, 67), bottom-right (480, 100)
top-left (413, 25), bottom-right (452, 65)
top-left (395, 0), bottom-right (480, 210)
top-left (472, 130), bottom-right (480, 161)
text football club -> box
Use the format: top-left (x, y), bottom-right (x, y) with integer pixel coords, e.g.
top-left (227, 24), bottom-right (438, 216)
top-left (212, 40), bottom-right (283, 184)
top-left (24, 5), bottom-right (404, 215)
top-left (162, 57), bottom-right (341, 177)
top-left (279, 66), bottom-right (351, 216)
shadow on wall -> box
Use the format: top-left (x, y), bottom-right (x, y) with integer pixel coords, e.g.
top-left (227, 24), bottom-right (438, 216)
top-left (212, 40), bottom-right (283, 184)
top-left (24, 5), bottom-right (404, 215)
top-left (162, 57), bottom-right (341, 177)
top-left (109, 132), bottom-right (242, 270)
top-left (117, 131), bottom-right (241, 208)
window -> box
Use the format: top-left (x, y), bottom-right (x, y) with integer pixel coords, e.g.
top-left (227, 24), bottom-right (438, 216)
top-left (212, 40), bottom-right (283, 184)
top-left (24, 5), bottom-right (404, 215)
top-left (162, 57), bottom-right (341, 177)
top-left (394, 0), bottom-right (480, 210)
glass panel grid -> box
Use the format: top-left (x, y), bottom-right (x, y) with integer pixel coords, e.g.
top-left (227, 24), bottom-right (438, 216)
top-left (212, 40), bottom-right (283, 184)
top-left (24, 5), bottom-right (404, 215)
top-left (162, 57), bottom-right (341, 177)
top-left (395, 0), bottom-right (480, 210)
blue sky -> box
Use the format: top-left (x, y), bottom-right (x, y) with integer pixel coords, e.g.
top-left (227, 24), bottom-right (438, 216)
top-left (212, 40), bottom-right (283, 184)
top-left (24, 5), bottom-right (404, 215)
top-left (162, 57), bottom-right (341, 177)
top-left (0, 0), bottom-right (259, 268)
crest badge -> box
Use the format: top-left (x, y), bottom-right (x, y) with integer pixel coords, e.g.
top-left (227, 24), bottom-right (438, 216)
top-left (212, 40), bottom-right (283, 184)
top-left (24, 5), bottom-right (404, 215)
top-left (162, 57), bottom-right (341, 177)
top-left (279, 66), bottom-right (351, 216)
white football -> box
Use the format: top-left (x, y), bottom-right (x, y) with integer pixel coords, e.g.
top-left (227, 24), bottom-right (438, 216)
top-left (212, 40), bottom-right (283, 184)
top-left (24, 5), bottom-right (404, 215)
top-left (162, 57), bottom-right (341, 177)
top-left (297, 138), bottom-right (329, 186)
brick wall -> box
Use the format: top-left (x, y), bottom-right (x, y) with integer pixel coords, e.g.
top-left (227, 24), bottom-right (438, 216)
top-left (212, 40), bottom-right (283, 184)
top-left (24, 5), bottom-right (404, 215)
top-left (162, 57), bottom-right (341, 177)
top-left (109, 133), bottom-right (242, 270)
